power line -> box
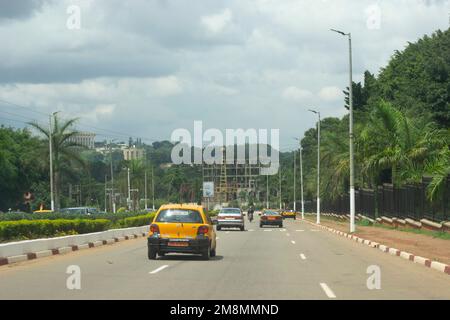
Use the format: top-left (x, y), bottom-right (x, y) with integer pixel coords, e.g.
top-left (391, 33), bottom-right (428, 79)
top-left (0, 97), bottom-right (158, 144)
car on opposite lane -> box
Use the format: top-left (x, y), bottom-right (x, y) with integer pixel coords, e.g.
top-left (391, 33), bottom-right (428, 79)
top-left (216, 207), bottom-right (245, 231)
top-left (147, 203), bottom-right (217, 260)
top-left (260, 209), bottom-right (283, 228)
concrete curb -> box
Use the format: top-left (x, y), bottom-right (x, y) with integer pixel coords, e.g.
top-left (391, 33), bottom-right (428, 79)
top-left (0, 229), bottom-right (148, 267)
top-left (299, 219), bottom-right (450, 276)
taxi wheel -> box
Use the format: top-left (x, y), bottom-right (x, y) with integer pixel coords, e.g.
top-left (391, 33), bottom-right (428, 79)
top-left (240, 226), bottom-right (245, 231)
top-left (210, 246), bottom-right (216, 257)
top-left (201, 246), bottom-right (211, 260)
top-left (148, 247), bottom-right (157, 260)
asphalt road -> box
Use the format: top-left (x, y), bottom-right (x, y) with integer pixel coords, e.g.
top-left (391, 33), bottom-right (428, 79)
top-left (0, 218), bottom-right (449, 300)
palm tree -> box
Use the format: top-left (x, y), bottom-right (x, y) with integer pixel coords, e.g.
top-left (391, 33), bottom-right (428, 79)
top-left (29, 114), bottom-right (85, 210)
top-left (361, 101), bottom-right (447, 187)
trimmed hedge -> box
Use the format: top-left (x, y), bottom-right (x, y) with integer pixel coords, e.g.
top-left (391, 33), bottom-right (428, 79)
top-left (0, 212), bottom-right (156, 242)
top-left (0, 211), bottom-right (152, 222)
top-left (0, 219), bottom-right (110, 242)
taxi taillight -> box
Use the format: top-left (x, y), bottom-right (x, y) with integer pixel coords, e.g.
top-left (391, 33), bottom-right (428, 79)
top-left (197, 225), bottom-right (209, 235)
top-left (150, 224), bottom-right (160, 234)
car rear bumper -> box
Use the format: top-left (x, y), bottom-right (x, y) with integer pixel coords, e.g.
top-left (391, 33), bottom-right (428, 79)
top-left (260, 220), bottom-right (283, 225)
top-left (147, 236), bottom-right (209, 254)
top-left (282, 215), bottom-right (296, 219)
top-left (217, 219), bottom-right (244, 228)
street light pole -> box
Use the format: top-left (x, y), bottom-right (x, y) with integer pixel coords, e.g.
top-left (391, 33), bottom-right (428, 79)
top-left (309, 109), bottom-right (321, 224)
top-left (299, 141), bottom-right (305, 219)
top-left (294, 137), bottom-right (305, 219)
top-left (266, 175), bottom-right (269, 208)
top-left (331, 29), bottom-right (356, 233)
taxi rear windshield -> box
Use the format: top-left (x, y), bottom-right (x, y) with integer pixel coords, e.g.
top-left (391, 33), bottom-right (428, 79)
top-left (156, 209), bottom-right (203, 223)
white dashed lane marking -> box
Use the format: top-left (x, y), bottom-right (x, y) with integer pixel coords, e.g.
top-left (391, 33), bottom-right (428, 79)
top-left (291, 240), bottom-right (296, 244)
top-left (149, 265), bottom-right (169, 274)
top-left (295, 230), bottom-right (304, 232)
top-left (320, 283), bottom-right (336, 299)
top-left (300, 254), bottom-right (306, 260)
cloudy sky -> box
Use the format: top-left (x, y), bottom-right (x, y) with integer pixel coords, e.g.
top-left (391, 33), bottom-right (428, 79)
top-left (0, 0), bottom-right (448, 150)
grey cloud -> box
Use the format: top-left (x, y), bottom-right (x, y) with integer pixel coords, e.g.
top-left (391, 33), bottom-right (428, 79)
top-left (0, 0), bottom-right (48, 20)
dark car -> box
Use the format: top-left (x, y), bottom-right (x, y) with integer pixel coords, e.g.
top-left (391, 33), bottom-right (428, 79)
top-left (260, 209), bottom-right (283, 228)
top-left (60, 207), bottom-right (103, 215)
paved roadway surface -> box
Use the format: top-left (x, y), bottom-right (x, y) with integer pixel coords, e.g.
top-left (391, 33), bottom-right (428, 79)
top-left (0, 218), bottom-right (449, 299)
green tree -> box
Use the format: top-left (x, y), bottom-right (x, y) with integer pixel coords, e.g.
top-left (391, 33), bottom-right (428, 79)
top-left (29, 115), bottom-right (86, 210)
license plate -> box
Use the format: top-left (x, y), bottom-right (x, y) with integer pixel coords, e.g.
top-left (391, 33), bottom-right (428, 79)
top-left (268, 217), bottom-right (276, 220)
top-left (168, 242), bottom-right (189, 247)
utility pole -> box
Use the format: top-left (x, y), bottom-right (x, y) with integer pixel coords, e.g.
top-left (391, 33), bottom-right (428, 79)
top-left (48, 114), bottom-right (55, 211)
top-left (300, 141), bottom-right (305, 219)
top-left (152, 166), bottom-right (155, 211)
top-left (127, 167), bottom-right (131, 210)
top-left (331, 29), bottom-right (356, 233)
top-left (278, 168), bottom-right (282, 210)
top-left (145, 170), bottom-right (148, 210)
top-left (279, 166), bottom-right (282, 210)
top-left (293, 149), bottom-right (296, 211)
top-left (109, 140), bottom-right (116, 213)
top-left (104, 175), bottom-right (107, 212)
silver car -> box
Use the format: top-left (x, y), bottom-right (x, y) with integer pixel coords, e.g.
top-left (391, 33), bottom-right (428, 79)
top-left (216, 208), bottom-right (245, 231)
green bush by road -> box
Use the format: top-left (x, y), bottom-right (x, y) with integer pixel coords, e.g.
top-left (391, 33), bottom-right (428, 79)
top-left (0, 212), bottom-right (156, 242)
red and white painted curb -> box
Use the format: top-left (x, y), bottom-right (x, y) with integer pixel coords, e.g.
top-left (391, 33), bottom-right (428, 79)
top-left (0, 233), bottom-right (147, 267)
top-left (300, 218), bottom-right (450, 276)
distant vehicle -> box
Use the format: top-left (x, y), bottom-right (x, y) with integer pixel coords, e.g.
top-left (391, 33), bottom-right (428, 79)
top-left (60, 207), bottom-right (103, 215)
top-left (260, 209), bottom-right (283, 228)
top-left (281, 210), bottom-right (297, 220)
top-left (216, 207), bottom-right (245, 231)
top-left (147, 203), bottom-right (217, 260)
top-left (33, 209), bottom-right (53, 213)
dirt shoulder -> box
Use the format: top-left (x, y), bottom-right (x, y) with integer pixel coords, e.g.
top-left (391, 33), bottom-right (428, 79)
top-left (304, 215), bottom-right (450, 265)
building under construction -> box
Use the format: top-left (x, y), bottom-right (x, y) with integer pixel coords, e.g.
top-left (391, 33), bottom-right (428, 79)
top-left (202, 148), bottom-right (265, 208)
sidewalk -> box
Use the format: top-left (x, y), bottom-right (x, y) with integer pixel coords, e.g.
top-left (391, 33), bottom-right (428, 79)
top-left (304, 215), bottom-right (450, 265)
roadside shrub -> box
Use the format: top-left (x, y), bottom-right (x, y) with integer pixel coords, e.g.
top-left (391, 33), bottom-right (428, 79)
top-left (0, 219), bottom-right (110, 242)
top-left (115, 213), bottom-right (156, 228)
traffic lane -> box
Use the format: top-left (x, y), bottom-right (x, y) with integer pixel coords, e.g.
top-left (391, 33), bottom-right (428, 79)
top-left (0, 237), bottom-right (163, 299)
top-left (283, 219), bottom-right (450, 299)
top-left (0, 224), bottom-right (254, 299)
top-left (145, 218), bottom-right (330, 300)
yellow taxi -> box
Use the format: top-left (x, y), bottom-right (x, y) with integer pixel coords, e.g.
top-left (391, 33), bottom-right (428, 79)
top-left (33, 209), bottom-right (53, 213)
top-left (147, 203), bottom-right (217, 260)
top-left (281, 209), bottom-right (297, 220)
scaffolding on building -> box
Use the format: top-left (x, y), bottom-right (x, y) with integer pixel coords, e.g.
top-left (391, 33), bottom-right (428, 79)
top-left (202, 147), bottom-right (264, 208)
